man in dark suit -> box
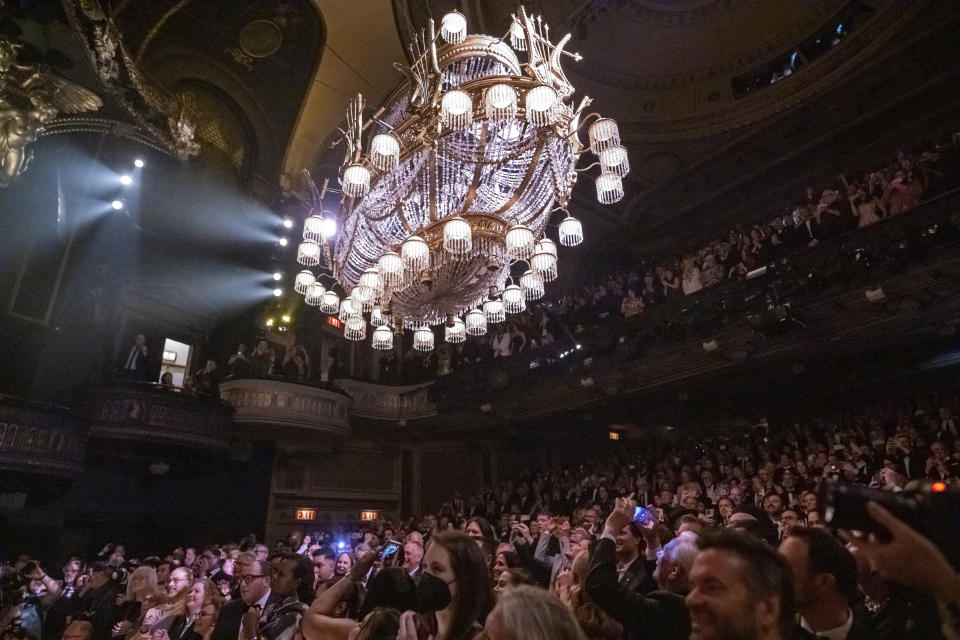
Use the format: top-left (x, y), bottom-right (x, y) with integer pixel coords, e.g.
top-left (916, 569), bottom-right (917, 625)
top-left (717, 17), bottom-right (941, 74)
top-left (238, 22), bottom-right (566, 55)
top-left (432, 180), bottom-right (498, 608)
top-left (120, 334), bottom-right (149, 381)
top-left (614, 522), bottom-right (656, 595)
top-left (779, 527), bottom-right (871, 640)
top-left (893, 435), bottom-right (925, 480)
top-left (211, 560), bottom-right (280, 640)
top-left (586, 498), bottom-right (692, 640)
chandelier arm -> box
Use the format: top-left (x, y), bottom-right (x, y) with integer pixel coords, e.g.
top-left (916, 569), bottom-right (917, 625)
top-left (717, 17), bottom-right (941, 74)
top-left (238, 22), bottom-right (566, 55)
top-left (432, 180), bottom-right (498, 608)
top-left (575, 160), bottom-right (601, 173)
top-left (575, 112), bottom-right (604, 134)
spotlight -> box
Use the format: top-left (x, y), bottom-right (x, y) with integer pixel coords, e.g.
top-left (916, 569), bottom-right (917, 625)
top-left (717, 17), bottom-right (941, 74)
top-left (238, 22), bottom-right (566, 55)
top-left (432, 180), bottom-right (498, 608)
top-left (273, 288), bottom-right (282, 297)
top-left (111, 200), bottom-right (123, 210)
top-left (281, 315), bottom-right (291, 323)
top-left (119, 175), bottom-right (133, 186)
top-left (279, 238), bottom-right (289, 247)
top-left (134, 159), bottom-right (145, 168)
top-left (272, 272), bottom-right (282, 281)
top-left (265, 318), bottom-right (274, 327)
top-left (283, 218), bottom-right (293, 229)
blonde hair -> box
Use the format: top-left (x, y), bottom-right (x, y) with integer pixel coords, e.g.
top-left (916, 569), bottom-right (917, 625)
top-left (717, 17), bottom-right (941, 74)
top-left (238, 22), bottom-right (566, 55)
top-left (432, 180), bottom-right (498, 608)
top-left (568, 552), bottom-right (622, 640)
top-left (125, 566), bottom-right (158, 602)
top-left (496, 585), bottom-right (589, 640)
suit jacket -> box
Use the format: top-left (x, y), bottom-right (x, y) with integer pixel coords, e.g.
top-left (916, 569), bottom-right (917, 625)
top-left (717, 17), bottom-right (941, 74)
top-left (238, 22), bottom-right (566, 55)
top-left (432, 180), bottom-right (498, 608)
top-left (899, 453), bottom-right (925, 480)
top-left (210, 593), bottom-right (283, 640)
top-left (618, 555), bottom-right (657, 596)
top-left (585, 538), bottom-right (689, 640)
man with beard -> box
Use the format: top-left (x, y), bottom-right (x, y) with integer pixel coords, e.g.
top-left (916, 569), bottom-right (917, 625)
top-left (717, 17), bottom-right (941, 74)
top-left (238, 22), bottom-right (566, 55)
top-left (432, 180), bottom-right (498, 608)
top-left (686, 529), bottom-right (795, 640)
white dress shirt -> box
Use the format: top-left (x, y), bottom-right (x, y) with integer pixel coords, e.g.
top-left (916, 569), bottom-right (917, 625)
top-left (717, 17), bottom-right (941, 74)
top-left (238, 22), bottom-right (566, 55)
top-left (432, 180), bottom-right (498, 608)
top-left (800, 608), bottom-right (853, 640)
top-left (238, 589), bottom-right (271, 640)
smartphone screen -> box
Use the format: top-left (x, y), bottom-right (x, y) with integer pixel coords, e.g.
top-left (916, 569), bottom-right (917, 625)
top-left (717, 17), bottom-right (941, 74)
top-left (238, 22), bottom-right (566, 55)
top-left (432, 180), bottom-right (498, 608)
top-left (379, 542), bottom-right (400, 561)
top-left (632, 506), bottom-right (650, 524)
top-left (520, 514), bottom-right (530, 522)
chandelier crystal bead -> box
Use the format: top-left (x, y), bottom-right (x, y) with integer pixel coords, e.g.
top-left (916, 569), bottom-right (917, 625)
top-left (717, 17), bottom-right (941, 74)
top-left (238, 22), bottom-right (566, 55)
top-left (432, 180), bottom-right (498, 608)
top-left (599, 145), bottom-right (630, 177)
top-left (443, 216), bottom-right (472, 256)
top-left (525, 85), bottom-right (559, 127)
top-left (370, 133), bottom-right (401, 172)
top-left (320, 290), bottom-right (340, 314)
top-left (505, 224), bottom-right (535, 260)
top-left (440, 11), bottom-right (467, 44)
top-left (339, 295), bottom-right (360, 321)
top-left (596, 171), bottom-right (625, 204)
top-left (342, 163), bottom-right (371, 198)
top-left (401, 236), bottom-right (430, 274)
top-left (502, 284), bottom-right (526, 314)
top-left (295, 270), bottom-right (316, 295)
top-left (303, 215), bottom-right (325, 242)
top-left (304, 281), bottom-right (325, 306)
top-left (588, 118), bottom-right (621, 155)
top-left (485, 83), bottom-right (518, 122)
top-left (520, 269), bottom-right (545, 300)
top-left (510, 20), bottom-right (527, 51)
top-left (377, 251), bottom-right (405, 289)
top-left (370, 306), bottom-right (385, 327)
top-left (445, 316), bottom-right (466, 344)
top-left (344, 316), bottom-right (366, 341)
top-left (359, 268), bottom-right (383, 293)
top-left (559, 216), bottom-right (584, 247)
top-left (465, 308), bottom-right (487, 336)
top-left (441, 90), bottom-right (473, 130)
top-left (297, 240), bottom-right (321, 266)
top-left (483, 298), bottom-right (505, 324)
top-left (354, 285), bottom-right (375, 312)
top-left (372, 325), bottom-right (394, 350)
top-left (413, 326), bottom-right (435, 352)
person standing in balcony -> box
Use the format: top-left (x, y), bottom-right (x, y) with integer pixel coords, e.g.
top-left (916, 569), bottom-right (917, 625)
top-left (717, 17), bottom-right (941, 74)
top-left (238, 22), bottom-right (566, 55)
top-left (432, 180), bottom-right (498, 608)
top-left (228, 345), bottom-right (250, 378)
top-left (121, 334), bottom-right (149, 381)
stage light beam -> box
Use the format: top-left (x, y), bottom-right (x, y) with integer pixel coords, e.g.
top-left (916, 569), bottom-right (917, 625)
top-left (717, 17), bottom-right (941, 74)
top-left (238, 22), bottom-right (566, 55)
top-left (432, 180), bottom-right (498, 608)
top-left (120, 174), bottom-right (133, 186)
top-left (273, 288), bottom-right (282, 297)
top-left (134, 159), bottom-right (145, 168)
top-left (272, 272), bottom-right (282, 281)
top-left (283, 218), bottom-right (293, 228)
top-left (279, 237), bottom-right (289, 246)
top-left (111, 200), bottom-right (124, 210)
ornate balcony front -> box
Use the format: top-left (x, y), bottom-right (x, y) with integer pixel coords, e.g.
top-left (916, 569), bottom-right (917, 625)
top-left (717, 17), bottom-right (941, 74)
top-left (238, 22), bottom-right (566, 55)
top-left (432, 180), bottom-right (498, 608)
top-left (80, 382), bottom-right (230, 450)
top-left (333, 379), bottom-right (436, 421)
top-left (219, 378), bottom-right (351, 440)
top-left (0, 395), bottom-right (86, 477)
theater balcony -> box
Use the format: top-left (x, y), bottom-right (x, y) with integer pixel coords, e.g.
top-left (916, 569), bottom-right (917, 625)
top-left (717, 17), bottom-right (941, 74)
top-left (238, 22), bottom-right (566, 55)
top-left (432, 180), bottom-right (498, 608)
top-left (219, 377), bottom-right (351, 441)
top-left (79, 381), bottom-right (231, 452)
top-left (333, 379), bottom-right (436, 422)
top-left (0, 395), bottom-right (86, 479)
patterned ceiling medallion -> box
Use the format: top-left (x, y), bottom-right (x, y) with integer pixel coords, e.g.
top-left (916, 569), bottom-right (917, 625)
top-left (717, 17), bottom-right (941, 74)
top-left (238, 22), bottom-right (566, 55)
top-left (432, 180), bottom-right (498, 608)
top-left (240, 20), bottom-right (283, 59)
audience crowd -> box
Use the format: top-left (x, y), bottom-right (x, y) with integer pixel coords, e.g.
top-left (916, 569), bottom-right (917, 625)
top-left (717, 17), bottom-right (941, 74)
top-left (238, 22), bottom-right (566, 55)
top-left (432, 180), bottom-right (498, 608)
top-left (4, 386), bottom-right (960, 640)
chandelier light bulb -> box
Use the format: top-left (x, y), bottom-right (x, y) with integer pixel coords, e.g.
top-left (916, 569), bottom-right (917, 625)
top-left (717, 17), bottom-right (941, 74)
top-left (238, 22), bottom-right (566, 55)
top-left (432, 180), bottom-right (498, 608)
top-left (525, 85), bottom-right (559, 127)
top-left (596, 171), bottom-right (625, 204)
top-left (342, 163), bottom-right (371, 198)
top-left (599, 145), bottom-right (630, 177)
top-left (303, 214), bottom-right (324, 241)
top-left (505, 224), bottom-right (535, 260)
top-left (344, 316), bottom-right (367, 341)
top-left (588, 117), bottom-right (621, 155)
top-left (520, 269), bottom-right (545, 300)
top-left (483, 298), bottom-right (505, 324)
top-left (440, 11), bottom-right (467, 44)
top-left (320, 290), bottom-right (340, 314)
top-left (297, 239), bottom-right (322, 266)
top-left (465, 308), bottom-right (487, 336)
top-left (413, 326), bottom-right (435, 352)
top-left (510, 20), bottom-right (527, 51)
top-left (484, 83), bottom-right (518, 121)
top-left (441, 89), bottom-right (473, 130)
top-left (502, 284), bottom-right (526, 314)
top-left (401, 235), bottom-right (430, 274)
top-left (321, 217), bottom-right (337, 238)
top-left (443, 216), bottom-right (472, 256)
top-left (378, 251), bottom-right (405, 288)
top-left (445, 316), bottom-right (466, 344)
top-left (304, 281), bottom-right (325, 306)
top-left (372, 325), bottom-right (394, 350)
top-left (295, 270), bottom-right (316, 294)
top-left (370, 133), bottom-right (401, 172)
top-left (559, 215), bottom-right (584, 247)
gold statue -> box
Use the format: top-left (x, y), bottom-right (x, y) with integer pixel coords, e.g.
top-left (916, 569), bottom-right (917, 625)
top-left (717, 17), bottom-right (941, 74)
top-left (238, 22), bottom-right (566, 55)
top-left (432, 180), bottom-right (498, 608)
top-left (0, 38), bottom-right (102, 186)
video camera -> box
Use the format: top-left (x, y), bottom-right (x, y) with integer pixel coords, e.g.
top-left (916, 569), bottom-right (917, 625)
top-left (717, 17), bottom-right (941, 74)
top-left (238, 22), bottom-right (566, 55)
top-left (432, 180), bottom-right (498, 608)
top-left (820, 481), bottom-right (960, 568)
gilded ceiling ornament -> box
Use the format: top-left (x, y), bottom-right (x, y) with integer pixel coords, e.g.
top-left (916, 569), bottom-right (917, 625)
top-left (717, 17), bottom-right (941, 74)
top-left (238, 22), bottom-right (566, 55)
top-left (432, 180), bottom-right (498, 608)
top-left (0, 37), bottom-right (102, 186)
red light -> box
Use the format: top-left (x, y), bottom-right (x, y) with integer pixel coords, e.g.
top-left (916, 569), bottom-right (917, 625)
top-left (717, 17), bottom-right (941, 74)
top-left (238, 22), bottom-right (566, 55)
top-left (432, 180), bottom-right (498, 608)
top-left (932, 482), bottom-right (946, 493)
top-left (327, 316), bottom-right (343, 329)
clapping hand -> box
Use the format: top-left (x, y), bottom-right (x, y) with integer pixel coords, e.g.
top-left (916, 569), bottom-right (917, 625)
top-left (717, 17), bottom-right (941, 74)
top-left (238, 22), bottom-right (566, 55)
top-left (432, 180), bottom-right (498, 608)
top-left (603, 497), bottom-right (636, 537)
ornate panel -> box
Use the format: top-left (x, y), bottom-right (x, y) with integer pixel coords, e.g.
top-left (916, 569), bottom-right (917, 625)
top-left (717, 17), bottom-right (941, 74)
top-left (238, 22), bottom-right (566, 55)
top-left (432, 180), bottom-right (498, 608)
top-left (333, 379), bottom-right (436, 421)
top-left (219, 378), bottom-right (350, 437)
top-left (0, 395), bottom-right (86, 477)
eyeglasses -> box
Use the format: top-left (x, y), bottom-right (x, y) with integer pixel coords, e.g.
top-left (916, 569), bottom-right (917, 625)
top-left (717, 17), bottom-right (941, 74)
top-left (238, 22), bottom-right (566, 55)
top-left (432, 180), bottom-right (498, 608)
top-left (239, 575), bottom-right (267, 585)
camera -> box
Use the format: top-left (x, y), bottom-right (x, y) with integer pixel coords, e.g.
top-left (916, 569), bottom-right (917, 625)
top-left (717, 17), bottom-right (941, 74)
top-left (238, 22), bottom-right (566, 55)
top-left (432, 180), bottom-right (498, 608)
top-left (820, 481), bottom-right (960, 567)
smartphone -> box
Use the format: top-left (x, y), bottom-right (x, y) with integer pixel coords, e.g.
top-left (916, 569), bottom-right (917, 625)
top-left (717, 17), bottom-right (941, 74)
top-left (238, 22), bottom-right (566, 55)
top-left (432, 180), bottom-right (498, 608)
top-left (632, 506), bottom-right (651, 524)
top-left (520, 514), bottom-right (530, 522)
top-left (378, 541), bottom-right (401, 561)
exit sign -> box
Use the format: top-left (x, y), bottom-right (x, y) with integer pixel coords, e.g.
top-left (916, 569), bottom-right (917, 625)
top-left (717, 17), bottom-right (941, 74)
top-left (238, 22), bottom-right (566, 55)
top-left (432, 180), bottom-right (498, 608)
top-left (360, 510), bottom-right (379, 521)
top-left (296, 508), bottom-right (316, 521)
top-left (608, 432), bottom-right (620, 441)
top-left (327, 317), bottom-right (343, 329)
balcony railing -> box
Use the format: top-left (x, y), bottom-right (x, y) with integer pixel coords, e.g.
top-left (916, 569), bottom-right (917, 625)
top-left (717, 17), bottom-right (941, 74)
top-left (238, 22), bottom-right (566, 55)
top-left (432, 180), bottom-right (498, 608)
top-left (333, 379), bottom-right (435, 421)
top-left (0, 394), bottom-right (86, 477)
top-left (80, 381), bottom-right (231, 450)
top-left (219, 378), bottom-right (351, 438)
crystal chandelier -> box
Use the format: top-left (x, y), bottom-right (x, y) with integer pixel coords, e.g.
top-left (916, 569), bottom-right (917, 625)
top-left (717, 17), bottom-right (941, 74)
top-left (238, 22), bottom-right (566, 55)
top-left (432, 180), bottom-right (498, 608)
top-left (292, 7), bottom-right (627, 351)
